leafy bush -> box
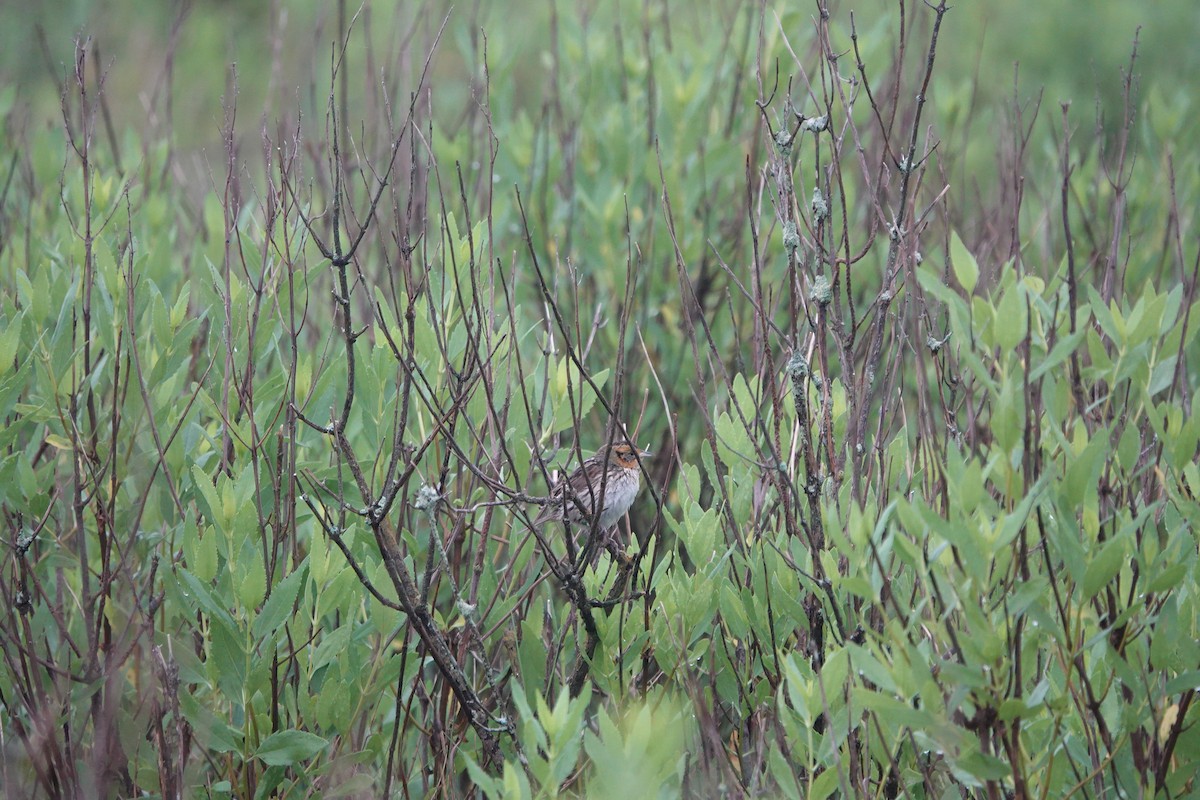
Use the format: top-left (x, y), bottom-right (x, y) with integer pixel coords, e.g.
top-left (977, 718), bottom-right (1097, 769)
top-left (1, 1), bottom-right (1198, 797)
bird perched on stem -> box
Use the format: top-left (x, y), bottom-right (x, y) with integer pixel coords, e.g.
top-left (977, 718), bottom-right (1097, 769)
top-left (534, 443), bottom-right (650, 541)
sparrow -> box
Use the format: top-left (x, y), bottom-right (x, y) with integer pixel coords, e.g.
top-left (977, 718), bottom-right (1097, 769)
top-left (534, 443), bottom-right (650, 531)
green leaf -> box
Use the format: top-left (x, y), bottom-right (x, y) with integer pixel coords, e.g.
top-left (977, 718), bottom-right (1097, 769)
top-left (253, 766), bottom-right (286, 800)
top-left (1081, 538), bottom-right (1125, 601)
top-left (0, 311), bottom-right (21, 375)
top-left (179, 692), bottom-right (241, 753)
top-left (854, 689), bottom-right (937, 729)
top-left (1146, 562), bottom-right (1188, 595)
top-left (715, 408), bottom-right (754, 466)
top-left (768, 745), bottom-right (804, 800)
top-left (1171, 416), bottom-right (1200, 472)
top-left (1029, 328), bottom-right (1087, 382)
top-left (950, 230), bottom-right (979, 293)
top-left (235, 548), bottom-right (267, 610)
top-left (462, 753), bottom-right (502, 796)
top-left (183, 518), bottom-right (219, 582)
top-left (1064, 429), bottom-right (1105, 508)
top-left (252, 564), bottom-right (309, 640)
top-left (208, 614), bottom-right (247, 701)
top-left (994, 282), bottom-right (1026, 351)
top-left (1148, 356), bottom-right (1177, 396)
top-left (956, 750), bottom-right (1011, 781)
top-left (682, 506), bottom-right (721, 567)
top-left (175, 567), bottom-right (235, 628)
top-left (1088, 286), bottom-right (1124, 343)
top-left (190, 465), bottom-right (224, 532)
top-left (810, 768), bottom-right (840, 800)
top-left (255, 730), bottom-right (328, 766)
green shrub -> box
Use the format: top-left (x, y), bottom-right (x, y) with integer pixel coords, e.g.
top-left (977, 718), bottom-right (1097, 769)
top-left (1, 1), bottom-right (1197, 797)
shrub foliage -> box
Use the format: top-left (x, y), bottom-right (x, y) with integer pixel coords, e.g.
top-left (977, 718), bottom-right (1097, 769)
top-left (1, 1), bottom-right (1198, 797)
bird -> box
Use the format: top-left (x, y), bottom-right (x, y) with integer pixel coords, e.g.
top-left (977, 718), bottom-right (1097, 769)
top-left (534, 443), bottom-right (651, 533)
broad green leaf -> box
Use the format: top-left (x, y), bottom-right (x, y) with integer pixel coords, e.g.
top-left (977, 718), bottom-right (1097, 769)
top-left (719, 584), bottom-right (750, 639)
top-left (208, 614), bottom-right (247, 702)
top-left (1029, 328), bottom-right (1087, 382)
top-left (174, 567), bottom-right (235, 628)
top-left (255, 730), bottom-right (328, 766)
top-left (956, 750), bottom-right (1011, 781)
top-left (768, 745), bottom-right (803, 800)
top-left (1081, 538), bottom-right (1126, 601)
top-left (1064, 430), bottom-right (1105, 508)
top-left (252, 564), bottom-right (309, 640)
top-left (950, 230), bottom-right (979, 294)
top-left (1146, 562), bottom-right (1187, 595)
top-left (178, 693), bottom-right (241, 753)
top-left (994, 282), bottom-right (1026, 351)
top-left (183, 518), bottom-right (219, 582)
top-left (809, 767), bottom-right (840, 800)
top-left (234, 544), bottom-right (267, 610)
top-left (0, 311), bottom-right (21, 374)
top-left (190, 465), bottom-right (224, 532)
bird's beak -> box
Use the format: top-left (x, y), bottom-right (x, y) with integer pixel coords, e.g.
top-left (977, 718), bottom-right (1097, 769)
top-left (639, 449), bottom-right (653, 459)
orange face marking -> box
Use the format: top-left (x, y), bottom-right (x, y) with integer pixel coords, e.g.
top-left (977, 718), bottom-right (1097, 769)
top-left (610, 444), bottom-right (646, 468)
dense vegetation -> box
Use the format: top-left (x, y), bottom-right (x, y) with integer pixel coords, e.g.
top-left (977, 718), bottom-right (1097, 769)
top-left (2, 1), bottom-right (1198, 797)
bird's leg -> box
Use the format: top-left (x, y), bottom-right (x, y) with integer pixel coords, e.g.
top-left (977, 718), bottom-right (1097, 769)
top-left (606, 537), bottom-right (633, 568)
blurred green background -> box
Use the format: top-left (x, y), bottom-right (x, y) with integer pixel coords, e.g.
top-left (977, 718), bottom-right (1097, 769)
top-left (4, 0), bottom-right (1197, 152)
